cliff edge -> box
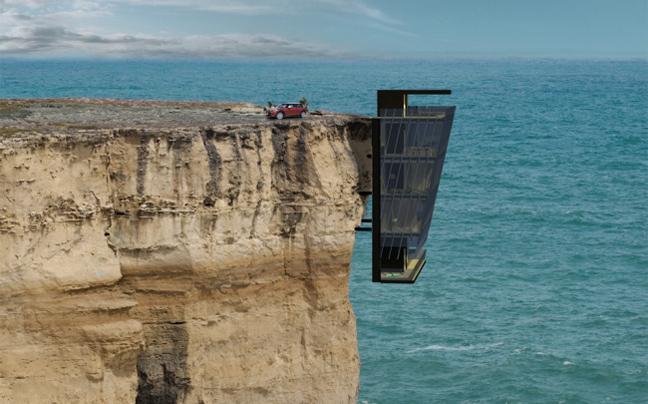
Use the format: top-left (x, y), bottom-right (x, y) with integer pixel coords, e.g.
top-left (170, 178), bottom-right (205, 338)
top-left (0, 99), bottom-right (372, 403)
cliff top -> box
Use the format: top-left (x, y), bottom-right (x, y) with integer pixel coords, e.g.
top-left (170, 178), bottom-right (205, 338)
top-left (0, 98), bottom-right (365, 141)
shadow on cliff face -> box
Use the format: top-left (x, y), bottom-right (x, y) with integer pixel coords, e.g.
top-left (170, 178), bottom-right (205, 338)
top-left (136, 319), bottom-right (190, 404)
top-left (270, 127), bottom-right (312, 201)
top-left (200, 128), bottom-right (222, 201)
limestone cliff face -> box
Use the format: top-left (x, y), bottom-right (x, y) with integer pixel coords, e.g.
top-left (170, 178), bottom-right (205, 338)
top-left (0, 99), bottom-right (372, 403)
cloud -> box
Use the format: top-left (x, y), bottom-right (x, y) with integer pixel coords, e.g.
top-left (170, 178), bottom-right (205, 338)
top-left (186, 34), bottom-right (343, 58)
top-left (315, 0), bottom-right (402, 25)
top-left (365, 21), bottom-right (418, 38)
top-left (0, 25), bottom-right (342, 58)
top-left (0, 0), bottom-right (398, 58)
top-left (0, 0), bottom-right (107, 36)
top-left (1, 0), bottom-right (401, 24)
top-left (0, 25), bottom-right (174, 55)
top-left (0, 0), bottom-right (54, 10)
top-left (109, 0), bottom-right (400, 24)
top-left (114, 0), bottom-right (272, 14)
top-left (0, 0), bottom-right (84, 15)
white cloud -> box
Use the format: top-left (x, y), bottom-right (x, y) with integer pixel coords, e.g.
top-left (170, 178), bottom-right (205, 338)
top-left (113, 0), bottom-right (272, 14)
top-left (110, 0), bottom-right (400, 24)
top-left (0, 0), bottom-right (79, 15)
top-left (0, 0), bottom-right (55, 10)
top-left (0, 25), bottom-right (342, 58)
top-left (0, 0), bottom-right (398, 58)
top-left (315, 0), bottom-right (402, 25)
top-left (365, 20), bottom-right (418, 38)
top-left (0, 25), bottom-right (169, 55)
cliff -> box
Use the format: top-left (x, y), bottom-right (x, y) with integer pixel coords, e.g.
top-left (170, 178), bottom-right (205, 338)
top-left (0, 99), bottom-right (372, 403)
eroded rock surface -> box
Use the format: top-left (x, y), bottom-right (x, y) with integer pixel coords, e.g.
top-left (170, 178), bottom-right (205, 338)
top-left (0, 99), bottom-right (372, 403)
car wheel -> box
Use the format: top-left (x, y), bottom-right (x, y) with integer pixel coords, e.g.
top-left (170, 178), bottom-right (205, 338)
top-left (276, 111), bottom-right (284, 120)
top-left (300, 111), bottom-right (306, 118)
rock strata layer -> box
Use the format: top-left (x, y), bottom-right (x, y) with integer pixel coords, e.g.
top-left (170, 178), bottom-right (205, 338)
top-left (0, 99), bottom-right (372, 403)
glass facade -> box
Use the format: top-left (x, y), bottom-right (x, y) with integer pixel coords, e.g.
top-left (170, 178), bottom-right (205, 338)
top-left (373, 101), bottom-right (455, 283)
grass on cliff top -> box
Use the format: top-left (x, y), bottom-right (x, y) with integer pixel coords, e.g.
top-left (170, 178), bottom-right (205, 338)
top-left (0, 101), bottom-right (25, 111)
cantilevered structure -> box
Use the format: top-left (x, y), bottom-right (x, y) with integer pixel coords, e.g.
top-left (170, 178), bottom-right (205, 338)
top-left (371, 90), bottom-right (455, 283)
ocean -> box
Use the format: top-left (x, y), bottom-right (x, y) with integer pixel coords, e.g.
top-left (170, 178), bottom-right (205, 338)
top-left (1, 58), bottom-right (646, 403)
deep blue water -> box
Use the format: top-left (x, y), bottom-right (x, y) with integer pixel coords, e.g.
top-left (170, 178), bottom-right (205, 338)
top-left (1, 58), bottom-right (646, 403)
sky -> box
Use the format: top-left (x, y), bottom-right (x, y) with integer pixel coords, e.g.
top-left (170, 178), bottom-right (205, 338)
top-left (0, 0), bottom-right (646, 59)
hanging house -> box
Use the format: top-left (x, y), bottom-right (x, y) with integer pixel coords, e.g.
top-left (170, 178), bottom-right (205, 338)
top-left (370, 90), bottom-right (456, 283)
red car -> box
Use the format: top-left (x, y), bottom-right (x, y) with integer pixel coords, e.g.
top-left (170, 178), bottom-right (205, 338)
top-left (266, 103), bottom-right (307, 120)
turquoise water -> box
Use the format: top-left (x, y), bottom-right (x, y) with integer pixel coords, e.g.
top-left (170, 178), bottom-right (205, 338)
top-left (1, 59), bottom-right (646, 403)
